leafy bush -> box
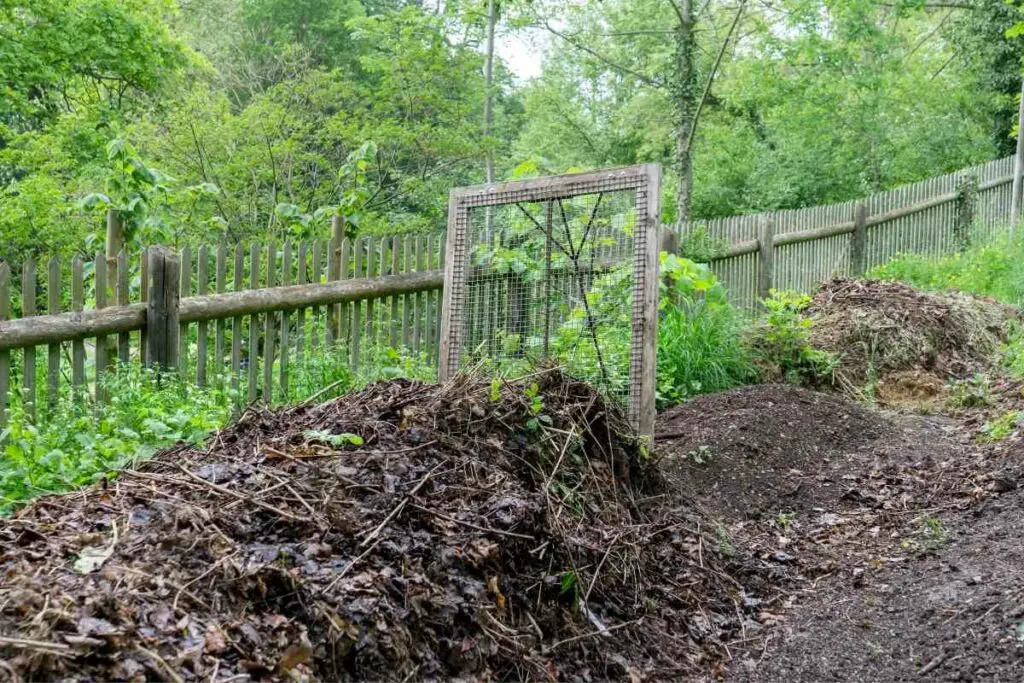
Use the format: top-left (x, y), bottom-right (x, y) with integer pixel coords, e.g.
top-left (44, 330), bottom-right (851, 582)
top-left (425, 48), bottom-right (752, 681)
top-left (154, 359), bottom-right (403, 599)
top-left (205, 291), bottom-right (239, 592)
top-left (656, 254), bottom-right (756, 405)
top-left (978, 410), bottom-right (1021, 443)
top-left (748, 290), bottom-right (837, 384)
top-left (871, 231), bottom-right (1024, 306)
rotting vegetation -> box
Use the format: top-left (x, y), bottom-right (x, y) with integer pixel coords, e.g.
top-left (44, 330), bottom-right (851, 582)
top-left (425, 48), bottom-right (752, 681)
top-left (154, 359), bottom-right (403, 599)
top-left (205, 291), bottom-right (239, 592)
top-left (804, 277), bottom-right (1018, 400)
top-left (0, 371), bottom-right (784, 682)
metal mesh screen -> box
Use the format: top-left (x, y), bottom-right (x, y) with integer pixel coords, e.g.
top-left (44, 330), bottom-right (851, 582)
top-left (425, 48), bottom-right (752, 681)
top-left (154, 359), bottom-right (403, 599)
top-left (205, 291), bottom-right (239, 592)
top-left (441, 165), bottom-right (661, 433)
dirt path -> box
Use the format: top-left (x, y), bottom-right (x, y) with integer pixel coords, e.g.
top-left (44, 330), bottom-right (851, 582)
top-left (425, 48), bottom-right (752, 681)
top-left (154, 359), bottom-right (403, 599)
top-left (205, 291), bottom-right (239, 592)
top-left (656, 384), bottom-right (1024, 682)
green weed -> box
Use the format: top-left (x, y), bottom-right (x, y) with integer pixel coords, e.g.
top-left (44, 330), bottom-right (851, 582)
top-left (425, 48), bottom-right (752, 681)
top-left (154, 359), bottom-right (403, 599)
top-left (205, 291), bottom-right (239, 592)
top-left (978, 410), bottom-right (1021, 443)
top-left (748, 289), bottom-right (838, 384)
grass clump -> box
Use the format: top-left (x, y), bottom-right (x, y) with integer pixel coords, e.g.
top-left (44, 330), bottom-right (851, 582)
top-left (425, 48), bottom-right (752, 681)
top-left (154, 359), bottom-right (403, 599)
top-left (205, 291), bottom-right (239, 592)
top-left (978, 410), bottom-right (1021, 443)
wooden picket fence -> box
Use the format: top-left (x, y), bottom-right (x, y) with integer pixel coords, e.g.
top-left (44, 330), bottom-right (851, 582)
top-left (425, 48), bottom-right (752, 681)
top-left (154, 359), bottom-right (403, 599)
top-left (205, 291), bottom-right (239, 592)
top-left (695, 155), bottom-right (1015, 309)
top-left (0, 225), bottom-right (444, 429)
top-left (0, 155), bottom-right (1018, 429)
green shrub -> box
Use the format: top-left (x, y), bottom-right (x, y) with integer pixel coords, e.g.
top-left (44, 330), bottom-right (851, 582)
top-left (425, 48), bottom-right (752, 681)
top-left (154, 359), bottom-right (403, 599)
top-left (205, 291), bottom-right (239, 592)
top-left (978, 410), bottom-right (1021, 443)
top-left (871, 231), bottom-right (1024, 306)
top-left (748, 289), bottom-right (837, 384)
top-left (1, 366), bottom-right (235, 513)
top-left (656, 254), bottom-right (756, 405)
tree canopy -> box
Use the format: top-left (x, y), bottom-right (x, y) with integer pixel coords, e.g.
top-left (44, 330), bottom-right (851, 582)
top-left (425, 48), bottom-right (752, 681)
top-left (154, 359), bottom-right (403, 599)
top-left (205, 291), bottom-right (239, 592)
top-left (0, 0), bottom-right (1021, 263)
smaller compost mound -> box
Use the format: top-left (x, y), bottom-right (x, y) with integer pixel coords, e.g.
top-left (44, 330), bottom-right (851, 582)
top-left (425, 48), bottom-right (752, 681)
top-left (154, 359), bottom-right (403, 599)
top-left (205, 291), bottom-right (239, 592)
top-left (807, 278), bottom-right (1013, 392)
top-left (0, 372), bottom-right (774, 682)
top-left (657, 384), bottom-right (890, 520)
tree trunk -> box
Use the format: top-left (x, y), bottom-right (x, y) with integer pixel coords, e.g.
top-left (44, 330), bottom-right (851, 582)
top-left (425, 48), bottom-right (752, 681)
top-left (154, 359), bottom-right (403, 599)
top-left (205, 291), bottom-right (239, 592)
top-left (484, 0), bottom-right (498, 185)
top-left (674, 0), bottom-right (696, 228)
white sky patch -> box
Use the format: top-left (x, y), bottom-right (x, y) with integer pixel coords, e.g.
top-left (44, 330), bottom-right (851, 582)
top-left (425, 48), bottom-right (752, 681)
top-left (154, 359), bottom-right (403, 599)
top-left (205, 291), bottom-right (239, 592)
top-left (496, 26), bottom-right (548, 82)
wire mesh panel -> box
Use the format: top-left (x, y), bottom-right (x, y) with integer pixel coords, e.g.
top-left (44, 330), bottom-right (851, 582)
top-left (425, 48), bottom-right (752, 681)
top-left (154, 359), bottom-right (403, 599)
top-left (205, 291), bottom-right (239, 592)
top-left (440, 165), bottom-right (661, 436)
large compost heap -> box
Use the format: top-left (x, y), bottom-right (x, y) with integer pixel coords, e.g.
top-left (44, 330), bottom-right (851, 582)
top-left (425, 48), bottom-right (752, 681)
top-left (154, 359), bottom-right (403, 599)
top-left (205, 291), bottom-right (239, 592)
top-left (806, 278), bottom-right (1015, 393)
top-left (0, 372), bottom-right (774, 682)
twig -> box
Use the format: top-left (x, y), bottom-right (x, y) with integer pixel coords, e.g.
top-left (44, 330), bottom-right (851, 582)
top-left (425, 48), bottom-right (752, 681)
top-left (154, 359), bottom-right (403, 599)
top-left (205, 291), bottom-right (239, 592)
top-left (176, 466), bottom-right (310, 522)
top-left (136, 645), bottom-right (186, 683)
top-left (323, 538), bottom-right (382, 592)
top-left (358, 463), bottom-right (442, 547)
top-left (300, 378), bottom-right (348, 406)
top-left (584, 531), bottom-right (624, 604)
top-left (0, 636), bottom-right (71, 653)
top-left (918, 651), bottom-right (948, 676)
top-left (172, 552), bottom-right (237, 610)
top-left (408, 502), bottom-right (535, 540)
top-left (542, 618), bottom-right (642, 654)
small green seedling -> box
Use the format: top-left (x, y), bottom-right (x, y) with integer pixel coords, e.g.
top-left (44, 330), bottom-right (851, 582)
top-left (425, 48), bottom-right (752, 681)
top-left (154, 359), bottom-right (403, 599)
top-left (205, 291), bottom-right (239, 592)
top-left (303, 429), bottom-right (364, 448)
top-left (686, 445), bottom-right (712, 465)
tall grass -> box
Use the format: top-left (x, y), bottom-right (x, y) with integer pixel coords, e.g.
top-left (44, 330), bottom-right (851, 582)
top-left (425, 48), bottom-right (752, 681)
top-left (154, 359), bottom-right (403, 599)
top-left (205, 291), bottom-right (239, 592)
top-left (871, 230), bottom-right (1024, 306)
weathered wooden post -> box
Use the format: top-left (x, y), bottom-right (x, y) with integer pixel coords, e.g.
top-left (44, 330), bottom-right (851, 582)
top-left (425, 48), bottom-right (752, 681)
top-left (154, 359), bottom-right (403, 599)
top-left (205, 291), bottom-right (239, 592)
top-left (850, 202), bottom-right (868, 276)
top-left (1011, 78), bottom-right (1024, 227)
top-left (757, 215), bottom-right (774, 302)
top-left (147, 247), bottom-right (181, 373)
top-left (954, 174), bottom-right (977, 251)
top-left (329, 215), bottom-right (343, 344)
top-left (104, 209), bottom-right (123, 371)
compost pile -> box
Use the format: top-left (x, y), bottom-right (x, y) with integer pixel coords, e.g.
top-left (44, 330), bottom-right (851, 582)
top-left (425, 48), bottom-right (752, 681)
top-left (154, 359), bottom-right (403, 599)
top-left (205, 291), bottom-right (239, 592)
top-left (0, 371), bottom-right (771, 682)
top-left (806, 278), bottom-right (1014, 392)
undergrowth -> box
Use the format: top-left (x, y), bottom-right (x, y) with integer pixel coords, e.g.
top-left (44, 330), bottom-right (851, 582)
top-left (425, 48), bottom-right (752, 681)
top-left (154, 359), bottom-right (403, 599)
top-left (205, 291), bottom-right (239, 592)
top-left (1, 345), bottom-right (434, 512)
top-left (871, 230), bottom-right (1024, 306)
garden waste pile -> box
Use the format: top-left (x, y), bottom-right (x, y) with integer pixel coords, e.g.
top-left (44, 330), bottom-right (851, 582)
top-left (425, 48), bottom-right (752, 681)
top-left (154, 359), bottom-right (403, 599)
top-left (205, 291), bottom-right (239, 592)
top-left (0, 371), bottom-right (776, 682)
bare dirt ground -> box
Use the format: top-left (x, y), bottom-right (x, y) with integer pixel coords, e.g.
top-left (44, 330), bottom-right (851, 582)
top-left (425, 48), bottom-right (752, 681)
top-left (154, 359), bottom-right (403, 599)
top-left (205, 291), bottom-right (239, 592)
top-left (656, 383), bottom-right (1024, 682)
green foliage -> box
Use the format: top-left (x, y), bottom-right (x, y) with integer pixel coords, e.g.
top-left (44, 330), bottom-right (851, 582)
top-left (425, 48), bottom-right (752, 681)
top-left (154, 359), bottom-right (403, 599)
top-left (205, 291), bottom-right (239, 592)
top-left (871, 231), bottom-right (1024, 306)
top-left (303, 430), bottom-right (364, 447)
top-left (1002, 322), bottom-right (1024, 380)
top-left (947, 373), bottom-right (994, 409)
top-left (0, 341), bottom-right (435, 512)
top-left (978, 410), bottom-right (1021, 443)
top-left (678, 225), bottom-right (729, 263)
top-left (656, 254), bottom-right (756, 405)
top-left (0, 366), bottom-right (234, 513)
top-left (749, 290), bottom-right (837, 384)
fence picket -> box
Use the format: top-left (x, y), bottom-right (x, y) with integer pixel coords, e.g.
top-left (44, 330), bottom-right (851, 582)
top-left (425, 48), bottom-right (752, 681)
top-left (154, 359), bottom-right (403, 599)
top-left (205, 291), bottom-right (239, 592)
top-left (280, 240), bottom-right (292, 399)
top-left (71, 257), bottom-right (84, 394)
top-left (117, 249), bottom-right (130, 365)
top-left (311, 240), bottom-right (323, 352)
top-left (390, 235), bottom-right (401, 347)
top-left (365, 238), bottom-right (376, 346)
top-left (231, 244), bottom-right (243, 398)
top-left (263, 241), bottom-right (276, 404)
top-left (414, 235), bottom-right (425, 355)
top-left (215, 242), bottom-right (226, 383)
top-left (197, 245), bottom-right (209, 387)
top-left (352, 237), bottom-right (364, 370)
top-left (0, 263), bottom-right (8, 429)
top-left (92, 254), bottom-right (104, 404)
top-left (296, 241), bottom-right (307, 373)
top-left (248, 243), bottom-right (260, 404)
top-left (47, 257), bottom-right (60, 409)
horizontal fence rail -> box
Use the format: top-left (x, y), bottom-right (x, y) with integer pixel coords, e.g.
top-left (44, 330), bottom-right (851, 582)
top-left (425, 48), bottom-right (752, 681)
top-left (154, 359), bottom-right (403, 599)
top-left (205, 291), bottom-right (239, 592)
top-left (0, 155), bottom-right (1018, 427)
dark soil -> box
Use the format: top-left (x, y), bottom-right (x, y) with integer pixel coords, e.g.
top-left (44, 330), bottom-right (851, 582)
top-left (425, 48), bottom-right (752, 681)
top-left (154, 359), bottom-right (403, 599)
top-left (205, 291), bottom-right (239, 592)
top-left (654, 380), bottom-right (1024, 682)
top-left (656, 384), bottom-right (892, 521)
top-left (0, 372), bottom-right (778, 683)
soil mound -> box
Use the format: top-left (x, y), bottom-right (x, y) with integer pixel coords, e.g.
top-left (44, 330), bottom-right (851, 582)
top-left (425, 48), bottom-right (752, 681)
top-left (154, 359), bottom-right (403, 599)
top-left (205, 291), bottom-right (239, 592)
top-left (0, 372), bottom-right (774, 682)
top-left (656, 384), bottom-right (890, 520)
top-left (806, 278), bottom-right (1013, 393)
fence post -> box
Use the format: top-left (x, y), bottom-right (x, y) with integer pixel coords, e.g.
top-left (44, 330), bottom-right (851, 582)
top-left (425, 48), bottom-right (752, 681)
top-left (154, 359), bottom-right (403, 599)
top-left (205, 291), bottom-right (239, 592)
top-left (147, 247), bottom-right (181, 372)
top-left (955, 174), bottom-right (977, 251)
top-left (757, 215), bottom-right (774, 302)
top-left (104, 209), bottom-right (123, 370)
top-left (1011, 78), bottom-right (1024, 227)
top-left (850, 202), bottom-right (867, 276)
